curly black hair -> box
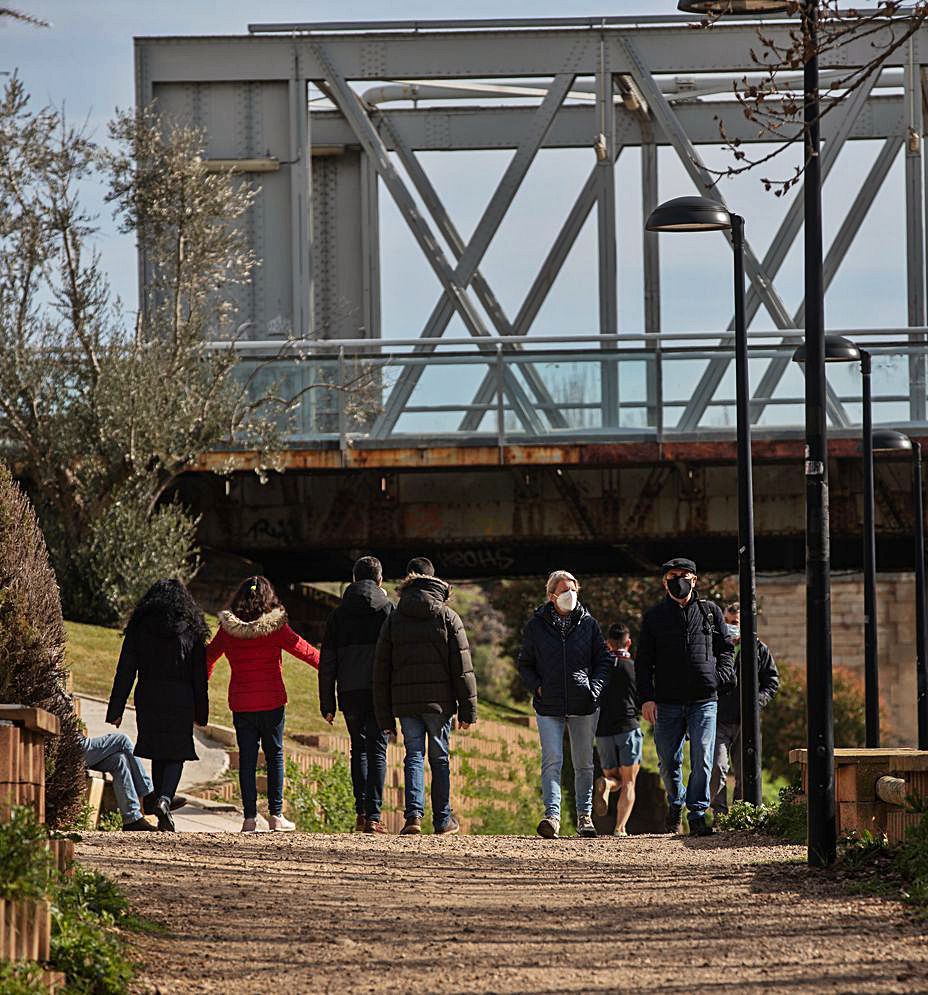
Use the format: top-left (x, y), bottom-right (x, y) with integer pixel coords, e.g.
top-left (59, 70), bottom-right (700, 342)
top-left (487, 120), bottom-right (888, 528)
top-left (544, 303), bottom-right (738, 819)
top-left (229, 575), bottom-right (284, 623)
top-left (127, 578), bottom-right (210, 642)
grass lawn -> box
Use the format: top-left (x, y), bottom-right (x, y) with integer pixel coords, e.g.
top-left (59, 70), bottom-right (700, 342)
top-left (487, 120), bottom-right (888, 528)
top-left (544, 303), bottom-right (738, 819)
top-left (64, 618), bottom-right (530, 739)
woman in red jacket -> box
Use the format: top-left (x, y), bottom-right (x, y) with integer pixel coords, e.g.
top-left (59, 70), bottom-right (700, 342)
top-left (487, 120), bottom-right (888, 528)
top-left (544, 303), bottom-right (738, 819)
top-left (207, 576), bottom-right (319, 833)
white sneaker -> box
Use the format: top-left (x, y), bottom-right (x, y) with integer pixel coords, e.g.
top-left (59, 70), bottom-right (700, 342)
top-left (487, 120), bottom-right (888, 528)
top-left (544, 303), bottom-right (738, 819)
top-left (268, 813), bottom-right (295, 832)
top-left (241, 818), bottom-right (257, 833)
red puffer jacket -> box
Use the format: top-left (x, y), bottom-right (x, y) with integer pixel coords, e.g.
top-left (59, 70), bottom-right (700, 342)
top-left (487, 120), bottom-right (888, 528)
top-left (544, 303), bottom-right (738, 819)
top-left (206, 607), bottom-right (319, 713)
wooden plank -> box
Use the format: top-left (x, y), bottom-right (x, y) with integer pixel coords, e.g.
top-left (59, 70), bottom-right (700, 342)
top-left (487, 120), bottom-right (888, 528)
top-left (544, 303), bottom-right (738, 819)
top-left (0, 706), bottom-right (60, 737)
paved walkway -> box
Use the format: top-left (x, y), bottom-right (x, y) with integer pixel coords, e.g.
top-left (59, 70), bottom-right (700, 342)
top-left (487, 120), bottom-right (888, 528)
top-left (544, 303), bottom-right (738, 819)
top-left (76, 831), bottom-right (928, 994)
top-left (78, 694), bottom-right (243, 833)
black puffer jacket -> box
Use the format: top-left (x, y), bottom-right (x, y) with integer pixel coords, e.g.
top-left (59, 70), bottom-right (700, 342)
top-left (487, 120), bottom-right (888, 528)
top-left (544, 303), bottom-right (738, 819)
top-left (319, 580), bottom-right (393, 716)
top-left (106, 615), bottom-right (209, 761)
top-left (373, 574), bottom-right (477, 729)
top-left (636, 595), bottom-right (734, 705)
top-left (596, 650), bottom-right (640, 735)
top-left (517, 603), bottom-right (614, 717)
top-left (717, 639), bottom-right (780, 724)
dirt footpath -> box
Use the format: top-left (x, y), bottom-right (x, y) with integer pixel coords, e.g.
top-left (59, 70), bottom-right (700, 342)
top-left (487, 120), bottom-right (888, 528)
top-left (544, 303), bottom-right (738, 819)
top-left (77, 831), bottom-right (928, 994)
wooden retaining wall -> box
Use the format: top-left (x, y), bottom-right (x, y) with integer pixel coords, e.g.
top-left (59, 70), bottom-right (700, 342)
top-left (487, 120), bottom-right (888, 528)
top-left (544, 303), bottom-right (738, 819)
top-left (0, 706), bottom-right (66, 992)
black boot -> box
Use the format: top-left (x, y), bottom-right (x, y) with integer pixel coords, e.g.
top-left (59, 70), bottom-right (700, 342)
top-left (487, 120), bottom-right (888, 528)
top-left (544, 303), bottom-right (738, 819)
top-left (123, 817), bottom-right (158, 832)
top-left (154, 796), bottom-right (176, 832)
top-left (143, 793), bottom-right (187, 815)
top-left (688, 814), bottom-right (714, 837)
top-left (665, 804), bottom-right (684, 834)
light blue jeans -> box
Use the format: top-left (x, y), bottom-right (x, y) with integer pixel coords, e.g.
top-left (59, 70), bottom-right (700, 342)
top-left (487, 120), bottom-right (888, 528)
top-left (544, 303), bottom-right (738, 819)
top-left (82, 732), bottom-right (153, 824)
top-left (536, 712), bottom-right (598, 821)
top-left (400, 713), bottom-right (453, 831)
top-left (653, 700), bottom-right (718, 818)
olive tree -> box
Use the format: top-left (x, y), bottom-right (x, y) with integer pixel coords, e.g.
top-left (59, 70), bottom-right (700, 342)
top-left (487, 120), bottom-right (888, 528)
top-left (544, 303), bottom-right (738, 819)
top-left (0, 78), bottom-right (351, 622)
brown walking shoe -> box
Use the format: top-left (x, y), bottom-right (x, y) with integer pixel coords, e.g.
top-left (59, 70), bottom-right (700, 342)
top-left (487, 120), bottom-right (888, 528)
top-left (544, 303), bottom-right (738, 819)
top-left (352, 814), bottom-right (366, 832)
top-left (592, 776), bottom-right (610, 817)
top-left (436, 815), bottom-right (460, 836)
top-left (364, 818), bottom-right (389, 834)
top-left (399, 815), bottom-right (422, 835)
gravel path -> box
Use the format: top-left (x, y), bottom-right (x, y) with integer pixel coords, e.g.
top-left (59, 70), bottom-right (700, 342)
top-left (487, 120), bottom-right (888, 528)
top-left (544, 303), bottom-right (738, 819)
top-left (76, 831), bottom-right (928, 994)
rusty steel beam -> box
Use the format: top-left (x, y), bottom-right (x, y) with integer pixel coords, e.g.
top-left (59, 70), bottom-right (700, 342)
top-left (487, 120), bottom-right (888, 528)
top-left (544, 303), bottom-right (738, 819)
top-left (192, 435), bottom-right (928, 473)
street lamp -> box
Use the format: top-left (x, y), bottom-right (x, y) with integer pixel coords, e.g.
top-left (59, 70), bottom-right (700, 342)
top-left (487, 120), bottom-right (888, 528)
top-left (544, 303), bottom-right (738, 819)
top-left (794, 335), bottom-right (888, 748)
top-left (645, 195), bottom-right (763, 807)
top-left (680, 0), bottom-right (835, 869)
top-left (868, 430), bottom-right (928, 750)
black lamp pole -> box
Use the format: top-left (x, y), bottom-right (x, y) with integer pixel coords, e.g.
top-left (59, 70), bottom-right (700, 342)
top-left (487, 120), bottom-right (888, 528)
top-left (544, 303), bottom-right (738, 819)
top-left (645, 195), bottom-right (763, 804)
top-left (861, 350), bottom-right (879, 747)
top-left (733, 216), bottom-right (762, 806)
top-left (801, 0), bottom-right (837, 868)
top-left (914, 441), bottom-right (928, 748)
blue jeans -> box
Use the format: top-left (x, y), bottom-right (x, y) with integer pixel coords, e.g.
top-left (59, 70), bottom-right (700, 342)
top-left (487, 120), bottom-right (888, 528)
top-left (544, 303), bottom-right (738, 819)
top-left (536, 712), bottom-right (598, 820)
top-left (82, 733), bottom-right (153, 824)
top-left (234, 707), bottom-right (285, 819)
top-left (653, 700), bottom-right (718, 817)
top-left (400, 713), bottom-right (453, 831)
top-left (344, 706), bottom-right (388, 820)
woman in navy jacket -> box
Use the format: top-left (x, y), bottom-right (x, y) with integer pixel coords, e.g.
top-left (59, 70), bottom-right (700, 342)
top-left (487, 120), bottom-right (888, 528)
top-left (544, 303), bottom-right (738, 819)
top-left (518, 570), bottom-right (614, 840)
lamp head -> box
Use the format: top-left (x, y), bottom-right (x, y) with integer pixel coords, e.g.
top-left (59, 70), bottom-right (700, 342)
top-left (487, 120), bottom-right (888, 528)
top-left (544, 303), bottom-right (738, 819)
top-left (792, 334), bottom-right (862, 365)
top-left (645, 196), bottom-right (733, 233)
top-left (678, 0), bottom-right (791, 12)
top-left (871, 430), bottom-right (913, 454)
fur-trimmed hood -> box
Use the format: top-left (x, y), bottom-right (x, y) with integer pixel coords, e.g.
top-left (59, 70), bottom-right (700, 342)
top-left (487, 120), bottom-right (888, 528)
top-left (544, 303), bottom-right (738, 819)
top-left (218, 606), bottom-right (288, 639)
top-left (396, 572), bottom-right (450, 596)
top-left (396, 573), bottom-right (451, 619)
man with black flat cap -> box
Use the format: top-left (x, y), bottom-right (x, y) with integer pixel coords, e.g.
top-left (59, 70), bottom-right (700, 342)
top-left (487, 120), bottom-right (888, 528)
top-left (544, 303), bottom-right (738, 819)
top-left (636, 557), bottom-right (735, 837)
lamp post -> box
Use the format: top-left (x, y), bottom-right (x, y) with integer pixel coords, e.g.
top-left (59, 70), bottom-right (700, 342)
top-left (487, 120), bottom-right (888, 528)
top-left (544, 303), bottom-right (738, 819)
top-left (793, 335), bottom-right (888, 748)
top-left (645, 195), bottom-right (762, 807)
top-left (868, 430), bottom-right (928, 749)
top-left (679, 0), bottom-right (836, 869)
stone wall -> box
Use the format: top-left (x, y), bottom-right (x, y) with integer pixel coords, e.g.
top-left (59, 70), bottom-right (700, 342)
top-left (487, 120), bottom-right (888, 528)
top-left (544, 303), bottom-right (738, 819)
top-left (756, 572), bottom-right (919, 745)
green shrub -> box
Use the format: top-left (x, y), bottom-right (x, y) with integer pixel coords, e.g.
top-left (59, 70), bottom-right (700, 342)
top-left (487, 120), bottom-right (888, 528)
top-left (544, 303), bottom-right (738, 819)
top-left (763, 785), bottom-right (807, 843)
top-left (0, 463), bottom-right (86, 828)
top-left (0, 961), bottom-right (46, 994)
top-left (0, 806), bottom-right (55, 900)
top-left (97, 811), bottom-right (124, 832)
top-left (284, 757), bottom-right (356, 832)
top-left (50, 865), bottom-right (136, 994)
top-left (713, 785), bottom-right (807, 843)
top-left (715, 800), bottom-right (769, 832)
top-left (57, 865), bottom-right (130, 921)
top-left (762, 661), bottom-right (867, 781)
top-left (50, 906), bottom-right (134, 995)
top-left (896, 810), bottom-right (928, 908)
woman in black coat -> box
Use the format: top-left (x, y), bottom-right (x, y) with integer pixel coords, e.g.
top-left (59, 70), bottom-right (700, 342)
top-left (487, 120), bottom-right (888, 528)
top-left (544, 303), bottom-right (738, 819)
top-left (106, 579), bottom-right (209, 831)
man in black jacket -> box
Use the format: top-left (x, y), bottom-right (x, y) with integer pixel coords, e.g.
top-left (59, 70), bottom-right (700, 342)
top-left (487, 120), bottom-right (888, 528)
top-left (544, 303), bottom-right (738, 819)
top-left (636, 557), bottom-right (734, 837)
top-left (592, 623), bottom-right (641, 836)
top-left (710, 602), bottom-right (780, 816)
top-left (518, 570), bottom-right (614, 839)
top-left (374, 557), bottom-right (477, 837)
top-left (319, 556), bottom-right (394, 833)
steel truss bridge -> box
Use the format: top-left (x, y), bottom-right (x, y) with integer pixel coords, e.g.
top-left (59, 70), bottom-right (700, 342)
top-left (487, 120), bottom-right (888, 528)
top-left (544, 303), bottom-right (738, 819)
top-left (139, 13), bottom-right (928, 578)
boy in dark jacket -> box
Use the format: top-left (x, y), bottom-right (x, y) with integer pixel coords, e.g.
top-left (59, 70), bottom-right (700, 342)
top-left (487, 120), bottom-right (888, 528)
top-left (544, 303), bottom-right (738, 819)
top-left (592, 623), bottom-right (641, 836)
top-left (710, 602), bottom-right (780, 816)
top-left (320, 556), bottom-right (394, 833)
top-left (518, 570), bottom-right (614, 839)
top-left (373, 557), bottom-right (477, 836)
top-left (636, 557), bottom-right (734, 838)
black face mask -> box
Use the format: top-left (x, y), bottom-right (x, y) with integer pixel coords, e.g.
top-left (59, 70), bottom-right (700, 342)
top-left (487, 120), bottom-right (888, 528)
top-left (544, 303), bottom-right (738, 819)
top-left (667, 576), bottom-right (693, 600)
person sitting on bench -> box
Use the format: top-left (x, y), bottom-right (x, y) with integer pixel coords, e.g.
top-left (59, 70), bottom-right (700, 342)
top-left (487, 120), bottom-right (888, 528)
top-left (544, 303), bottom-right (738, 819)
top-left (82, 731), bottom-right (186, 831)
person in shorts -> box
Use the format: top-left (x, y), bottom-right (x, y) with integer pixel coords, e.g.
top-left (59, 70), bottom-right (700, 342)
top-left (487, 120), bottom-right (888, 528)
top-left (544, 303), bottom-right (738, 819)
top-left (592, 623), bottom-right (642, 836)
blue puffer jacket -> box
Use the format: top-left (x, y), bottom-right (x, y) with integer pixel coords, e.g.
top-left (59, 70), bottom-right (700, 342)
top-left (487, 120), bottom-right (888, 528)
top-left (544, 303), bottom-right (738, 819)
top-left (517, 603), bottom-right (614, 717)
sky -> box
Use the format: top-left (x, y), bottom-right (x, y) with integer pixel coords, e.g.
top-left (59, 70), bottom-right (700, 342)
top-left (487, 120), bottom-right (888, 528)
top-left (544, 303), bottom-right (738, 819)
top-left (0, 0), bottom-right (913, 421)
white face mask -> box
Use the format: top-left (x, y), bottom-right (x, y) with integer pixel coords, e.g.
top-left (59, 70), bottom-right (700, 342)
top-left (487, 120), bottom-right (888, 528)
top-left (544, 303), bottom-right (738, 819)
top-left (555, 589), bottom-right (578, 613)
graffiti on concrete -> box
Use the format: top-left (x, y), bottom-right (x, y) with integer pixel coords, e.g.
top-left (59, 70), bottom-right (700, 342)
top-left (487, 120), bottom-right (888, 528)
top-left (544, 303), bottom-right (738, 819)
top-left (441, 547), bottom-right (516, 573)
top-left (243, 518), bottom-right (298, 544)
